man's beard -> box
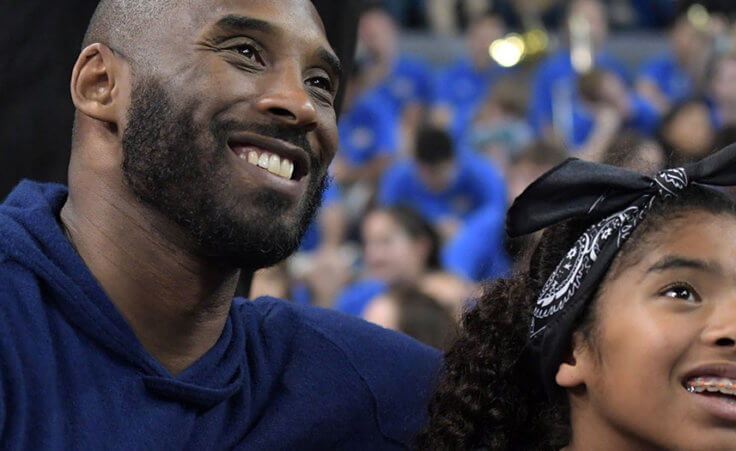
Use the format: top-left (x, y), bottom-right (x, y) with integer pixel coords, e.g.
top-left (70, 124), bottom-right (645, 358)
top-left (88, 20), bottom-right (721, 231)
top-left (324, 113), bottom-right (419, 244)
top-left (121, 78), bottom-right (328, 271)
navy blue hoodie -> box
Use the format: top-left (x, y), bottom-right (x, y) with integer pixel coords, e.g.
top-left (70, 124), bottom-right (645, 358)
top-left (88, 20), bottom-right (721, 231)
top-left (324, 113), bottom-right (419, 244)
top-left (0, 181), bottom-right (441, 450)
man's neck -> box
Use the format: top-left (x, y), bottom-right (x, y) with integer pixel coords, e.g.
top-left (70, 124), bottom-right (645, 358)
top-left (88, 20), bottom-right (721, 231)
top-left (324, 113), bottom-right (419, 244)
top-left (60, 176), bottom-right (241, 376)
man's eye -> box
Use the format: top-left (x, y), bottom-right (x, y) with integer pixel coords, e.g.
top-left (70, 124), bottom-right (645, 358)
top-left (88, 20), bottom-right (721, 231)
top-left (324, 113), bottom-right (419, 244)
top-left (306, 76), bottom-right (333, 93)
top-left (231, 44), bottom-right (263, 65)
top-left (661, 283), bottom-right (700, 303)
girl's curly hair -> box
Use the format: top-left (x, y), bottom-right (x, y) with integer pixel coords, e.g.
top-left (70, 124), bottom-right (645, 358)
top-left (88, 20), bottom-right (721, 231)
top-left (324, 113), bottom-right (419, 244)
top-left (415, 185), bottom-right (736, 450)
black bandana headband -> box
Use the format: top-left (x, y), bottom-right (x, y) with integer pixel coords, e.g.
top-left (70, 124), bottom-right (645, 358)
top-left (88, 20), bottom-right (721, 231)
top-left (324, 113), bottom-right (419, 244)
top-left (506, 143), bottom-right (736, 397)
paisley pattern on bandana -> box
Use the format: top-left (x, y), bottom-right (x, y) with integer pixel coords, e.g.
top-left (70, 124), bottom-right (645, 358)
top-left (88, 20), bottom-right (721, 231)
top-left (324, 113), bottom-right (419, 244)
top-left (654, 168), bottom-right (688, 198)
top-left (530, 200), bottom-right (651, 337)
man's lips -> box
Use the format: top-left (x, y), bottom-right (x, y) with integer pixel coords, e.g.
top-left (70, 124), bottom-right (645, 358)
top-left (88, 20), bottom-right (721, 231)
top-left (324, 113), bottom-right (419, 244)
top-left (227, 131), bottom-right (311, 181)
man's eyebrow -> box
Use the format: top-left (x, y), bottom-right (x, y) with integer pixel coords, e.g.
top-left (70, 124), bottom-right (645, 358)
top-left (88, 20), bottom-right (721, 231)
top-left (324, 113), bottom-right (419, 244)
top-left (316, 47), bottom-right (343, 81)
top-left (646, 255), bottom-right (722, 275)
top-left (213, 14), bottom-right (277, 36)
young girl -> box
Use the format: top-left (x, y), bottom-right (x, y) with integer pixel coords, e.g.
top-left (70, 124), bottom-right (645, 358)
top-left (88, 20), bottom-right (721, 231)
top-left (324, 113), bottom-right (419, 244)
top-left (416, 144), bottom-right (736, 450)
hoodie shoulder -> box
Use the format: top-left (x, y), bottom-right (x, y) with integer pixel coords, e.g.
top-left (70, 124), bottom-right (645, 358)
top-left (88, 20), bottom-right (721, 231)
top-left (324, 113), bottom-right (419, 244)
top-left (248, 297), bottom-right (442, 446)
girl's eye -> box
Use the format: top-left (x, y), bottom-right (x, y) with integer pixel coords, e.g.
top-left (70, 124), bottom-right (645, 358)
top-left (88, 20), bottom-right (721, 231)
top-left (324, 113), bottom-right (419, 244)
top-left (661, 283), bottom-right (700, 303)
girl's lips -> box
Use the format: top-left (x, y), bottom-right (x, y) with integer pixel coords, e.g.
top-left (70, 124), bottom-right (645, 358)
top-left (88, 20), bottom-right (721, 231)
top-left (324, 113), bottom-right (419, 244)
top-left (682, 363), bottom-right (736, 423)
top-left (682, 363), bottom-right (736, 386)
top-left (686, 389), bottom-right (736, 423)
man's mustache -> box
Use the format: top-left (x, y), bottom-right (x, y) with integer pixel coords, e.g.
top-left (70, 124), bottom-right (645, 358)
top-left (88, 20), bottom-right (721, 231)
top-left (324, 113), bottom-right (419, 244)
top-left (213, 120), bottom-right (319, 167)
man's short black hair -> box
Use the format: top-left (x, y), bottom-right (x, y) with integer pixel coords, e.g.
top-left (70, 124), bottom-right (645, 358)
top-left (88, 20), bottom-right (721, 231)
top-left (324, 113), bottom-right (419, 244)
top-left (83, 0), bottom-right (177, 59)
top-left (415, 126), bottom-right (454, 165)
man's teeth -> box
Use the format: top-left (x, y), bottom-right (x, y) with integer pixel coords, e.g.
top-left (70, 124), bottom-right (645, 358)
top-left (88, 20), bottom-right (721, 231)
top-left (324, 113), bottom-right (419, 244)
top-left (687, 377), bottom-right (736, 395)
top-left (240, 150), bottom-right (295, 180)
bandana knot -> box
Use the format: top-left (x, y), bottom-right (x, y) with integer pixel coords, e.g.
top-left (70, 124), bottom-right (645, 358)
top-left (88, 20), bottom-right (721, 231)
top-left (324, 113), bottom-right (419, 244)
top-left (653, 167), bottom-right (688, 198)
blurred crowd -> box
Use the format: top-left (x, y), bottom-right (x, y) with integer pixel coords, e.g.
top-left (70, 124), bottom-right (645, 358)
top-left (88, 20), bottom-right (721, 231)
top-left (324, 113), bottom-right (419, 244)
top-left (247, 0), bottom-right (736, 350)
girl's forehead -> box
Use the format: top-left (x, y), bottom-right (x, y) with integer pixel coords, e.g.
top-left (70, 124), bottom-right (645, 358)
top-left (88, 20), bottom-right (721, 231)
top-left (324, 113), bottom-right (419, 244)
top-left (614, 210), bottom-right (736, 283)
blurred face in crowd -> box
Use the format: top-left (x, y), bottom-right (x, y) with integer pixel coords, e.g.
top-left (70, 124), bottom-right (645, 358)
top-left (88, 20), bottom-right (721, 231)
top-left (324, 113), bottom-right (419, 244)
top-left (568, 0), bottom-right (608, 49)
top-left (363, 294), bottom-right (400, 331)
top-left (362, 211), bottom-right (429, 284)
top-left (558, 211), bottom-right (736, 449)
top-left (466, 16), bottom-right (504, 70)
top-left (117, 0), bottom-right (340, 270)
top-left (506, 158), bottom-right (552, 203)
top-left (625, 139), bottom-right (666, 174)
top-left (417, 160), bottom-right (456, 193)
top-left (662, 102), bottom-right (714, 162)
top-left (712, 57), bottom-right (736, 106)
top-left (358, 9), bottom-right (397, 62)
top-left (671, 17), bottom-right (707, 66)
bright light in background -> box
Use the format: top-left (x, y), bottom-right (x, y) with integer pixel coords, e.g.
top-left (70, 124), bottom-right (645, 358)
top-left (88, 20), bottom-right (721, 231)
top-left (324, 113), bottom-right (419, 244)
top-left (688, 3), bottom-right (710, 30)
top-left (489, 33), bottom-right (526, 68)
top-left (524, 29), bottom-right (549, 56)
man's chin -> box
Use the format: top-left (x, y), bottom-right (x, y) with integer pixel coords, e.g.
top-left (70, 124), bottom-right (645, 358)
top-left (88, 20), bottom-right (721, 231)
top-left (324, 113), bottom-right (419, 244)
top-left (198, 221), bottom-right (303, 271)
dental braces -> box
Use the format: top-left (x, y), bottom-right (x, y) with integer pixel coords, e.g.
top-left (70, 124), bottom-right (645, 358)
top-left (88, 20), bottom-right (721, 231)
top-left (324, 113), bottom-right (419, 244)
top-left (687, 378), bottom-right (736, 393)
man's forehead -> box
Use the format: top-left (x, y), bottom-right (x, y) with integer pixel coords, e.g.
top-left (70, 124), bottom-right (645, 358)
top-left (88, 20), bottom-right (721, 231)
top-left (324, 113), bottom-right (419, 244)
top-left (195, 0), bottom-right (326, 37)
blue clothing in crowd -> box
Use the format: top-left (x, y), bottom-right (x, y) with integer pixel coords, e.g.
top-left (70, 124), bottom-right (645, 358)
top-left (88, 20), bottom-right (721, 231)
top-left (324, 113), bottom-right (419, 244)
top-left (0, 181), bottom-right (441, 450)
top-left (333, 279), bottom-right (387, 318)
top-left (338, 91), bottom-right (399, 167)
top-left (528, 50), bottom-right (632, 148)
top-left (441, 205), bottom-right (510, 282)
top-left (433, 60), bottom-right (507, 144)
top-left (637, 53), bottom-right (694, 105)
top-left (378, 153), bottom-right (506, 226)
top-left (564, 93), bottom-right (661, 149)
top-left (374, 55), bottom-right (434, 117)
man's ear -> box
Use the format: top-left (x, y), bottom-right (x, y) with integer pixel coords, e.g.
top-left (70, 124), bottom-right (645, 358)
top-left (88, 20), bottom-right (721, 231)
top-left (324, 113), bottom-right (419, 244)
top-left (555, 331), bottom-right (591, 389)
top-left (70, 44), bottom-right (128, 126)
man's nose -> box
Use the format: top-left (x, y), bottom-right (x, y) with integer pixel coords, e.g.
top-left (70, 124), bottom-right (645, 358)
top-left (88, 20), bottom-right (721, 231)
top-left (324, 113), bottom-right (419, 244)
top-left (255, 68), bottom-right (319, 131)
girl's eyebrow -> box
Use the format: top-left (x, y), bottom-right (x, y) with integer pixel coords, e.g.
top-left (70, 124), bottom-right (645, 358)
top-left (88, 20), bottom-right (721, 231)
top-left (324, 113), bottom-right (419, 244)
top-left (646, 255), bottom-right (722, 275)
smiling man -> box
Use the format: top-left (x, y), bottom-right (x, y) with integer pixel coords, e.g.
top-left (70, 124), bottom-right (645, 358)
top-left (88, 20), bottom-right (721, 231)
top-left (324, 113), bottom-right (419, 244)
top-left (0, 0), bottom-right (440, 449)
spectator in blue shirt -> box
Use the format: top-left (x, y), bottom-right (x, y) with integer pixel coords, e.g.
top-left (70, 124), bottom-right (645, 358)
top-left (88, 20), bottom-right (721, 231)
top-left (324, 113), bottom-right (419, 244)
top-left (431, 15), bottom-right (508, 145)
top-left (528, 0), bottom-right (631, 149)
top-left (379, 126), bottom-right (506, 242)
top-left (358, 6), bottom-right (435, 157)
top-left (573, 68), bottom-right (660, 159)
top-left (335, 206), bottom-right (471, 318)
top-left (636, 9), bottom-right (709, 113)
top-left (469, 75), bottom-right (534, 170)
top-left (286, 181), bottom-right (353, 308)
top-left (332, 62), bottom-right (399, 192)
top-left (709, 53), bottom-right (736, 129)
top-left (443, 140), bottom-right (569, 283)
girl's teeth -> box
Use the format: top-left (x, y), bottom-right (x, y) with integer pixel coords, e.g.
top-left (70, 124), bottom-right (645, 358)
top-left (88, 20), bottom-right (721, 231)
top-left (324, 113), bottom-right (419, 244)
top-left (687, 377), bottom-right (736, 395)
top-left (248, 151), bottom-right (259, 165)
